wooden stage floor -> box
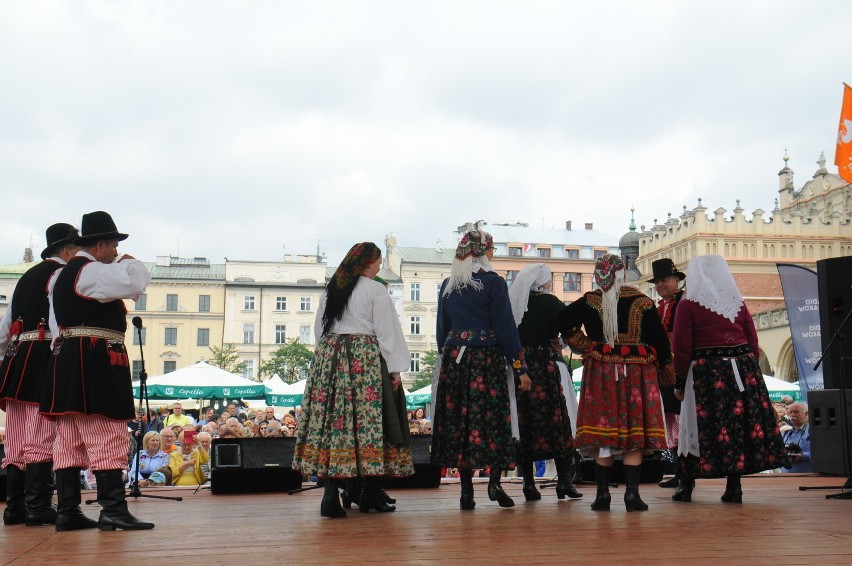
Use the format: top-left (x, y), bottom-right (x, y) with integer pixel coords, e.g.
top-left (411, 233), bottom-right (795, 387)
top-left (2, 474), bottom-right (851, 565)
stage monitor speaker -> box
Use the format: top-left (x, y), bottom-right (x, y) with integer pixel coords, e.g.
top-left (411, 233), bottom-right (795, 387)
top-left (210, 437), bottom-right (302, 494)
top-left (808, 389), bottom-right (852, 476)
top-left (817, 256), bottom-right (852, 390)
top-left (383, 434), bottom-right (442, 489)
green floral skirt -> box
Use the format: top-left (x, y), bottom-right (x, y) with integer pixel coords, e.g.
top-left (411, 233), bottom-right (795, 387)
top-left (292, 334), bottom-right (414, 479)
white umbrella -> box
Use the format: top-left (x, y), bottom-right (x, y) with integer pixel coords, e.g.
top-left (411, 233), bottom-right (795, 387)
top-left (135, 361), bottom-right (266, 400)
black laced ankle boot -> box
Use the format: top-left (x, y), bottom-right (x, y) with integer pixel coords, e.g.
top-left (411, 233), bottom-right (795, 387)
top-left (321, 479), bottom-right (346, 518)
top-left (554, 456), bottom-right (582, 499)
top-left (487, 467), bottom-right (514, 508)
top-left (721, 474), bottom-right (742, 503)
top-left (623, 464), bottom-right (649, 512)
top-left (459, 468), bottom-right (475, 510)
top-left (590, 463), bottom-right (611, 511)
top-left (519, 462), bottom-right (540, 501)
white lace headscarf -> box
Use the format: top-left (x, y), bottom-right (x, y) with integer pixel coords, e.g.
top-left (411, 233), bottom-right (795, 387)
top-left (595, 253), bottom-right (626, 347)
top-left (508, 263), bottom-right (553, 326)
top-left (684, 255), bottom-right (743, 322)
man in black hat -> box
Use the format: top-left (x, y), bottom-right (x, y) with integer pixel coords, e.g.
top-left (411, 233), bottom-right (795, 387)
top-left (41, 211), bottom-right (154, 531)
top-left (1, 223), bottom-right (79, 527)
top-left (647, 258), bottom-right (686, 490)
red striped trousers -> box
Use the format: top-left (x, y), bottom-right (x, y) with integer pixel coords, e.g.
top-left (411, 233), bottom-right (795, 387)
top-left (1, 399), bottom-right (56, 469)
top-left (53, 414), bottom-right (130, 471)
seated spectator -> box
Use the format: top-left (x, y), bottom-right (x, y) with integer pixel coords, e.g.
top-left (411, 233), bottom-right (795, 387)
top-left (782, 402), bottom-right (811, 473)
top-left (409, 421), bottom-right (422, 435)
top-left (169, 431), bottom-right (210, 486)
top-left (264, 420), bottom-right (283, 437)
top-left (412, 407), bottom-right (430, 426)
top-left (264, 407), bottom-right (280, 423)
top-left (258, 421), bottom-right (269, 436)
top-left (198, 407), bottom-right (217, 426)
top-left (283, 421), bottom-right (298, 437)
top-left (420, 421), bottom-right (432, 435)
top-left (218, 427), bottom-right (238, 439)
top-left (196, 432), bottom-right (213, 481)
top-left (137, 469), bottom-right (170, 488)
top-left (239, 425), bottom-right (255, 438)
top-left (160, 428), bottom-right (179, 454)
top-left (127, 431), bottom-right (171, 486)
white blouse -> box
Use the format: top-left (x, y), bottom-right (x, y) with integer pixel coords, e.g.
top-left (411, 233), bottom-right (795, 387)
top-left (314, 276), bottom-right (410, 373)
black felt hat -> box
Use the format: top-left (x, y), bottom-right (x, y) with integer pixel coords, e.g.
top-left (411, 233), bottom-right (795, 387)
top-left (75, 211), bottom-right (129, 245)
top-left (41, 223), bottom-right (79, 260)
top-left (647, 258), bottom-right (686, 283)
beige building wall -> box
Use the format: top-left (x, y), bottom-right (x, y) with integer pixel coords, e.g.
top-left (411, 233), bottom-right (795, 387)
top-left (127, 257), bottom-right (226, 378)
top-left (224, 256), bottom-right (328, 380)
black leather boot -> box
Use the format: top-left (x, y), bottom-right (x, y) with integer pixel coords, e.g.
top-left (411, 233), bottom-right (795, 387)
top-left (24, 462), bottom-right (58, 526)
top-left (721, 474), bottom-right (742, 503)
top-left (554, 456), bottom-right (582, 499)
top-left (519, 461), bottom-right (541, 501)
top-left (3, 465), bottom-right (26, 525)
top-left (94, 470), bottom-right (154, 530)
top-left (341, 477), bottom-right (360, 509)
top-left (623, 464), bottom-right (649, 512)
top-left (487, 467), bottom-right (514, 508)
top-left (359, 477), bottom-right (395, 513)
top-left (671, 476), bottom-right (695, 502)
top-left (55, 468), bottom-right (97, 531)
top-left (590, 463), bottom-right (611, 511)
top-left (659, 460), bottom-right (680, 488)
top-left (459, 468), bottom-right (475, 510)
top-left (321, 479), bottom-right (346, 518)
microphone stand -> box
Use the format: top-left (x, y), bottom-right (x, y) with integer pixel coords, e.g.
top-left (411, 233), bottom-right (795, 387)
top-left (88, 318), bottom-right (183, 503)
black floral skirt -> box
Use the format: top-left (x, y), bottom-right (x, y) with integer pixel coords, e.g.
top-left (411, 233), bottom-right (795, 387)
top-left (431, 345), bottom-right (516, 470)
top-left (516, 346), bottom-right (574, 462)
top-left (680, 345), bottom-right (789, 478)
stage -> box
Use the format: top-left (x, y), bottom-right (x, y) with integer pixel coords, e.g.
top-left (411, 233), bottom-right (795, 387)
top-left (2, 474), bottom-right (851, 564)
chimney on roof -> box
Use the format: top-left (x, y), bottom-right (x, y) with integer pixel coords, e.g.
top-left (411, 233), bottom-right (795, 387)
top-left (585, 223), bottom-right (593, 230)
top-left (565, 221), bottom-right (572, 231)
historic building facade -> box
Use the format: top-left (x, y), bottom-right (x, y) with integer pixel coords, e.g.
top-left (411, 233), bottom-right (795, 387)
top-left (634, 152), bottom-right (852, 381)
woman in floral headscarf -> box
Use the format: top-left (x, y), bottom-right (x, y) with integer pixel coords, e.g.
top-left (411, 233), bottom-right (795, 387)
top-left (556, 253), bottom-right (673, 512)
top-left (432, 229), bottom-right (532, 510)
top-left (292, 242), bottom-right (413, 518)
top-left (507, 263), bottom-right (582, 502)
top-left (670, 255), bottom-right (787, 504)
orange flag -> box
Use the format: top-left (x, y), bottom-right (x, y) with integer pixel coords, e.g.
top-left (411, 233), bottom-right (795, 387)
top-left (836, 83), bottom-right (852, 184)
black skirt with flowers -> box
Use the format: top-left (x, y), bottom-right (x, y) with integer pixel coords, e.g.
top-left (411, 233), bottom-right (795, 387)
top-left (431, 345), bottom-right (516, 470)
top-left (516, 346), bottom-right (574, 463)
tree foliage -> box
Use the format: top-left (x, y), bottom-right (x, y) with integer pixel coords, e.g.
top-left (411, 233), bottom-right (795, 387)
top-left (259, 338), bottom-right (315, 383)
top-left (208, 344), bottom-right (247, 376)
top-left (410, 349), bottom-right (439, 391)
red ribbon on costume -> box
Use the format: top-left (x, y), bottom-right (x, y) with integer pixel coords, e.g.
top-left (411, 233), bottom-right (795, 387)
top-left (10, 317), bottom-right (23, 338)
top-left (37, 319), bottom-right (46, 341)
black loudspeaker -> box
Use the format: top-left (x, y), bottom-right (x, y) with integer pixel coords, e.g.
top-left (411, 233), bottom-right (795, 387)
top-left (210, 437), bottom-right (302, 494)
top-left (817, 256), bottom-right (852, 390)
top-left (383, 434), bottom-right (442, 489)
top-left (808, 389), bottom-right (852, 476)
top-left (580, 453), bottom-right (664, 484)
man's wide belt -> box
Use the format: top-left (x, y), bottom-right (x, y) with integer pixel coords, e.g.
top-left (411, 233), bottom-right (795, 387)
top-left (17, 330), bottom-right (53, 342)
top-left (61, 327), bottom-right (125, 343)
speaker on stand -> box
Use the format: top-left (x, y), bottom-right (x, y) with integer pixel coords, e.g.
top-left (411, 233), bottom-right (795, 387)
top-left (802, 256), bottom-right (852, 498)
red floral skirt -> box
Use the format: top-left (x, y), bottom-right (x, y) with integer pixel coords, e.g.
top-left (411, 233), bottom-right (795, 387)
top-left (575, 356), bottom-right (666, 452)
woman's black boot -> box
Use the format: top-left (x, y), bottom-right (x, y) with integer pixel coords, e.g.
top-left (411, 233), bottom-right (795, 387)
top-left (554, 456), bottom-right (583, 499)
top-left (721, 474), bottom-right (742, 503)
top-left (459, 468), bottom-right (475, 510)
top-left (341, 477), bottom-right (361, 509)
top-left (359, 477), bottom-right (396, 513)
top-left (519, 462), bottom-right (540, 501)
top-left (487, 467), bottom-right (515, 508)
top-left (671, 477), bottom-right (695, 502)
top-left (590, 463), bottom-right (612, 511)
top-left (623, 464), bottom-right (649, 512)
top-left (320, 479), bottom-right (346, 518)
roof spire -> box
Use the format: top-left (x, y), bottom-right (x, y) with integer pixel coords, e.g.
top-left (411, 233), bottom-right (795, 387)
top-left (628, 207), bottom-right (636, 231)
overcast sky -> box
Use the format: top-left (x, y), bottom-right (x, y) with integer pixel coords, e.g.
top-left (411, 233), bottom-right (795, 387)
top-left (1, 1), bottom-right (849, 266)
